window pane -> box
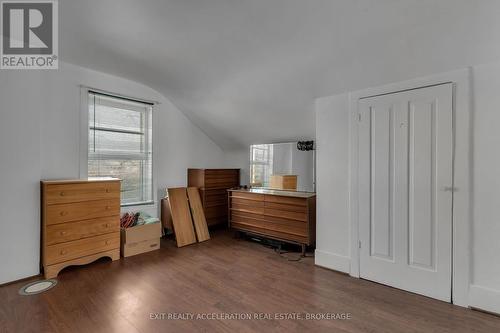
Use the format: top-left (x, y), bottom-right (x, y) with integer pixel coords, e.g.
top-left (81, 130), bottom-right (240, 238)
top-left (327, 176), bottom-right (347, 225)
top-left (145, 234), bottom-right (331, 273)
top-left (89, 95), bottom-right (146, 133)
top-left (94, 105), bottom-right (143, 132)
top-left (88, 159), bottom-right (152, 205)
top-left (89, 129), bottom-right (144, 155)
top-left (88, 92), bottom-right (153, 206)
top-left (250, 144), bottom-right (273, 187)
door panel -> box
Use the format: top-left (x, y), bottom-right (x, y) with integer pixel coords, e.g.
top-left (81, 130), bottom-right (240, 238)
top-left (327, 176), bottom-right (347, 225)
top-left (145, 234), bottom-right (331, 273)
top-left (370, 104), bottom-right (394, 260)
top-left (358, 84), bottom-right (453, 302)
top-left (408, 100), bottom-right (436, 269)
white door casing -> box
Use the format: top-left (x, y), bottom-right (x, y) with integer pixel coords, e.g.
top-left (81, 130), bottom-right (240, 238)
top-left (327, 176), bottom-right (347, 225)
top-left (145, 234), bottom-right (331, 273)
top-left (358, 83), bottom-right (453, 302)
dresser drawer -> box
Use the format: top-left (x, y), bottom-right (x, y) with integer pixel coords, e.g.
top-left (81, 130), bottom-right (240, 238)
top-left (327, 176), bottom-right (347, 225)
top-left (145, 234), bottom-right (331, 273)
top-left (230, 192), bottom-right (264, 202)
top-left (204, 195), bottom-right (227, 207)
top-left (231, 213), bottom-right (307, 237)
top-left (204, 180), bottom-right (239, 189)
top-left (201, 189), bottom-right (227, 206)
top-left (45, 232), bottom-right (120, 265)
top-left (264, 194), bottom-right (308, 206)
top-left (46, 216), bottom-right (120, 245)
top-left (264, 201), bottom-right (307, 213)
top-left (205, 205), bottom-right (228, 219)
top-left (204, 169), bottom-right (239, 177)
top-left (45, 199), bottom-right (120, 225)
top-left (264, 208), bottom-right (307, 222)
top-left (44, 181), bottom-right (120, 205)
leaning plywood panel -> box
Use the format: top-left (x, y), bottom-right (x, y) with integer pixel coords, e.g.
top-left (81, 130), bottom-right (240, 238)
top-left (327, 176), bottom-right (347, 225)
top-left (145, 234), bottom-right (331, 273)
top-left (187, 187), bottom-right (210, 242)
top-left (167, 188), bottom-right (196, 247)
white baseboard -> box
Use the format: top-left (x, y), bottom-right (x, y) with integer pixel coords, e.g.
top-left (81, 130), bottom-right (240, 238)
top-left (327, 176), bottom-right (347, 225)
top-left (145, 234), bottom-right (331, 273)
top-left (314, 249), bottom-right (350, 274)
top-left (469, 284), bottom-right (500, 315)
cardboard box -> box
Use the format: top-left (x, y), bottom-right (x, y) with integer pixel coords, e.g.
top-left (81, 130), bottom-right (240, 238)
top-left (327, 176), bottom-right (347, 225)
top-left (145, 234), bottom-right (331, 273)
top-left (269, 175), bottom-right (297, 191)
top-left (122, 238), bottom-right (160, 257)
top-left (121, 222), bottom-right (162, 257)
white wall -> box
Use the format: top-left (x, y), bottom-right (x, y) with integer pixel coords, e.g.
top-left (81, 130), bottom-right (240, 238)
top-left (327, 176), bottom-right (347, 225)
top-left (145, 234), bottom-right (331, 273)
top-left (315, 61), bottom-right (500, 313)
top-left (272, 144), bottom-right (293, 175)
top-left (314, 94), bottom-right (351, 273)
top-left (291, 148), bottom-right (314, 192)
top-left (0, 71), bottom-right (44, 284)
top-left (225, 149), bottom-right (250, 186)
top-left (0, 62), bottom-right (225, 284)
top-left (469, 62), bottom-right (500, 313)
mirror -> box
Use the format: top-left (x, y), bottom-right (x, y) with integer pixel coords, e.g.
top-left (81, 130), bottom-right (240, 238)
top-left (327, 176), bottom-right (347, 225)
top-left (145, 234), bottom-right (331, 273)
top-left (249, 142), bottom-right (315, 192)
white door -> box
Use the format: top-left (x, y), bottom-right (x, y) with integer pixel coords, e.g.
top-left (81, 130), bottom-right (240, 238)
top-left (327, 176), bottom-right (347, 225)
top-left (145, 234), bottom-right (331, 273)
top-left (358, 83), bottom-right (453, 302)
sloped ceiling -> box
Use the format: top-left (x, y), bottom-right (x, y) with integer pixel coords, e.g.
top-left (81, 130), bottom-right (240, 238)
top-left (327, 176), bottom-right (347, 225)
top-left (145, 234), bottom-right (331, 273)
top-left (60, 0), bottom-right (500, 149)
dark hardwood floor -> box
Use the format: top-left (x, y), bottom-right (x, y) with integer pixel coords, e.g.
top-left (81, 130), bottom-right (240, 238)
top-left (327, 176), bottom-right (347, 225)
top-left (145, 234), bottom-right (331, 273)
top-left (1, 230), bottom-right (499, 333)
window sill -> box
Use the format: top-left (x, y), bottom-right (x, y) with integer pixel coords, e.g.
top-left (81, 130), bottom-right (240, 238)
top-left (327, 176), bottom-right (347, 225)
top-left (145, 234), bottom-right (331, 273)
top-left (121, 201), bottom-right (155, 208)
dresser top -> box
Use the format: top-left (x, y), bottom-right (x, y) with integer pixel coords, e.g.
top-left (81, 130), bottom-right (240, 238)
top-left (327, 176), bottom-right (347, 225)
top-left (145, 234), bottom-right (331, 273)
top-left (228, 188), bottom-right (316, 198)
top-left (41, 177), bottom-right (121, 185)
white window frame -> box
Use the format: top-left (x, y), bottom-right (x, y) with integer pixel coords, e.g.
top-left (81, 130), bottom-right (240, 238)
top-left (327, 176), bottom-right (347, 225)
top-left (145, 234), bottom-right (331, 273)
top-left (79, 86), bottom-right (156, 208)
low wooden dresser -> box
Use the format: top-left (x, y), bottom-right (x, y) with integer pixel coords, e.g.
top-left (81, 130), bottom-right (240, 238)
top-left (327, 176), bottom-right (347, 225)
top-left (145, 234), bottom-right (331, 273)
top-left (188, 169), bottom-right (240, 226)
top-left (41, 178), bottom-right (121, 278)
top-left (228, 188), bottom-right (316, 253)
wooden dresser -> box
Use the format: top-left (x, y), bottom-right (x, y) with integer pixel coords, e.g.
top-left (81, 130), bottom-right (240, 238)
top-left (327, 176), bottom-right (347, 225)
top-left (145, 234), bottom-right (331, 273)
top-left (228, 188), bottom-right (316, 252)
top-left (41, 178), bottom-right (121, 278)
top-left (188, 169), bottom-right (240, 226)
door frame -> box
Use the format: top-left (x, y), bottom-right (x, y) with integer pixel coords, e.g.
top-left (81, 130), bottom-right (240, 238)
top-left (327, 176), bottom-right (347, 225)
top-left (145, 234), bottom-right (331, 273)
top-left (348, 68), bottom-right (472, 307)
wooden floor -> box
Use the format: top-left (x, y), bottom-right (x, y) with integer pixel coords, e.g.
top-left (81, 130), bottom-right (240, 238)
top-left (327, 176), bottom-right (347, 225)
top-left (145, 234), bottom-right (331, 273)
top-left (1, 230), bottom-right (499, 333)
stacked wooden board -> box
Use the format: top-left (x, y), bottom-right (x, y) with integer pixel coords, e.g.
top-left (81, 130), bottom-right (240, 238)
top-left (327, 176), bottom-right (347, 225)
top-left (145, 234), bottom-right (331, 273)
top-left (167, 187), bottom-right (210, 247)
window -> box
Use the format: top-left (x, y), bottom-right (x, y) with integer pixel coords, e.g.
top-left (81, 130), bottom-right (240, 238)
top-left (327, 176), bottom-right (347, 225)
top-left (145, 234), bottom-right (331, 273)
top-left (88, 91), bottom-right (153, 206)
top-left (249, 144), bottom-right (273, 187)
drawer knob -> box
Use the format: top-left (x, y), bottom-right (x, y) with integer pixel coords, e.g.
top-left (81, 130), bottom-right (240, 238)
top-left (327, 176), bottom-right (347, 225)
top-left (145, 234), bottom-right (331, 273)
top-left (60, 250), bottom-right (67, 255)
top-left (60, 192), bottom-right (65, 196)
top-left (105, 240), bottom-right (110, 245)
top-left (105, 223), bottom-right (112, 228)
top-left (105, 189), bottom-right (110, 193)
top-left (105, 206), bottom-right (110, 210)
top-left (60, 231), bottom-right (67, 235)
top-left (60, 211), bottom-right (68, 216)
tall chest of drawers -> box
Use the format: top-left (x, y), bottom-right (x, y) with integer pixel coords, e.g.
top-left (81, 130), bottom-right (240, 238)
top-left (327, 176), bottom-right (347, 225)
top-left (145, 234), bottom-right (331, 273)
top-left (187, 169), bottom-right (240, 226)
top-left (41, 178), bottom-right (121, 278)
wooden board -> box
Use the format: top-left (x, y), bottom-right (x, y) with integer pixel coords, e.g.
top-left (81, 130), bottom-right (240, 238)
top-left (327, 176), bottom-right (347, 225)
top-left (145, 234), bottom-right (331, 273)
top-left (187, 187), bottom-right (210, 242)
top-left (161, 198), bottom-right (174, 231)
top-left (168, 188), bottom-right (197, 247)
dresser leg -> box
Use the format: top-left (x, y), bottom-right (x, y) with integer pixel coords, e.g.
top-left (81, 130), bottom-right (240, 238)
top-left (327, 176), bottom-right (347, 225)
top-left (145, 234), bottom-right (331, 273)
top-left (110, 249), bottom-right (120, 261)
top-left (44, 266), bottom-right (59, 279)
top-left (301, 244), bottom-right (306, 257)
